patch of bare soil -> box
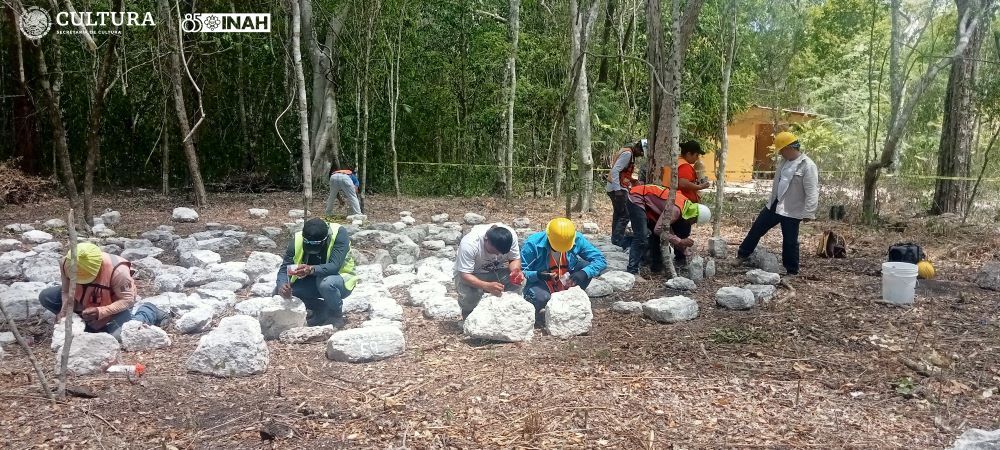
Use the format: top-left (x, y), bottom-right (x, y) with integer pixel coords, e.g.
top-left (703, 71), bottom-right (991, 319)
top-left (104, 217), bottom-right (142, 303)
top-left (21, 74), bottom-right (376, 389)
top-left (1, 191), bottom-right (998, 448)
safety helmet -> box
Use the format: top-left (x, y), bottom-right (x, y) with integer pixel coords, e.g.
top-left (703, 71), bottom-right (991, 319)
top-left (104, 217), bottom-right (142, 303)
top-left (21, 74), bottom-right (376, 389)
top-left (546, 218), bottom-right (576, 253)
top-left (769, 131), bottom-right (799, 152)
top-left (696, 204), bottom-right (711, 225)
top-left (65, 242), bottom-right (103, 284)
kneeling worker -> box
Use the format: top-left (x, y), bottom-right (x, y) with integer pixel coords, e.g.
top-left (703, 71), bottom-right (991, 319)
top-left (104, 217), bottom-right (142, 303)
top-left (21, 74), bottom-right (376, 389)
top-left (38, 242), bottom-right (167, 340)
top-left (520, 218), bottom-right (607, 312)
top-left (626, 185), bottom-right (711, 274)
top-left (454, 223), bottom-right (523, 317)
top-left (275, 217), bottom-right (357, 327)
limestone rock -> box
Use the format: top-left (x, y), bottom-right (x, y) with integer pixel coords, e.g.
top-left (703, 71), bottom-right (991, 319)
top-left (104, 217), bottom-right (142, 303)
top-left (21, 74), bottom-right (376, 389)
top-left (384, 272), bottom-right (419, 289)
top-left (746, 269), bottom-right (779, 285)
top-left (975, 262), bottom-right (1000, 291)
top-left (154, 273), bottom-right (185, 293)
top-left (643, 296), bottom-right (699, 323)
top-left (407, 281), bottom-right (447, 307)
top-left (55, 332), bottom-right (121, 375)
top-left (100, 210), bottom-right (122, 226)
top-left (687, 256), bottom-right (705, 282)
top-left (715, 286), bottom-right (756, 310)
top-left (584, 278), bottom-right (614, 297)
top-left (581, 222), bottom-right (600, 234)
top-left (544, 287), bottom-right (592, 338)
top-left (704, 259), bottom-right (717, 278)
top-left (611, 301), bottom-right (643, 314)
top-left (248, 208), bottom-right (270, 219)
top-left (361, 318), bottom-right (404, 330)
top-left (600, 271), bottom-right (636, 292)
top-left (430, 213), bottom-right (449, 223)
top-left (51, 314), bottom-right (86, 352)
top-left (463, 293), bottom-right (535, 342)
top-left (174, 307), bottom-right (214, 334)
top-left (463, 212), bottom-right (486, 225)
top-left (326, 326), bottom-right (405, 363)
top-left (513, 217), bottom-right (531, 228)
top-left (355, 264), bottom-right (385, 284)
top-left (250, 282), bottom-right (277, 297)
top-left (743, 284), bottom-right (777, 303)
top-left (187, 315), bottom-right (268, 377)
top-left (422, 297), bottom-right (462, 320)
top-left (665, 276), bottom-right (696, 291)
top-left (44, 218), bottom-right (67, 229)
top-left (948, 428), bottom-right (1000, 450)
top-left (280, 325), bottom-right (335, 344)
top-left (21, 230), bottom-right (53, 244)
top-left (708, 237), bottom-right (727, 258)
top-left (245, 252), bottom-right (283, 281)
top-left (0, 239), bottom-right (21, 252)
top-left (172, 207), bottom-right (199, 223)
top-left (120, 321), bottom-right (172, 351)
top-left (750, 248), bottom-right (782, 274)
top-left (288, 209), bottom-right (305, 219)
top-left (179, 249), bottom-right (221, 268)
top-left (369, 297), bottom-right (404, 322)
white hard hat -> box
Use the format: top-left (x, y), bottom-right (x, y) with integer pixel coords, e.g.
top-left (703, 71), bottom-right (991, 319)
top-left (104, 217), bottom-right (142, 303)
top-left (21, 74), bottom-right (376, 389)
top-left (696, 204), bottom-right (712, 225)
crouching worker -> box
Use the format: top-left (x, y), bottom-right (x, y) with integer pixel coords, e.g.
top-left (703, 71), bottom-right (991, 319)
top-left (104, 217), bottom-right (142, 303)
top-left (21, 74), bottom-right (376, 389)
top-left (626, 185), bottom-right (710, 274)
top-left (520, 218), bottom-right (607, 313)
top-left (454, 224), bottom-right (523, 318)
top-left (324, 167), bottom-right (362, 217)
top-left (38, 242), bottom-right (167, 340)
top-left (275, 217), bottom-right (357, 327)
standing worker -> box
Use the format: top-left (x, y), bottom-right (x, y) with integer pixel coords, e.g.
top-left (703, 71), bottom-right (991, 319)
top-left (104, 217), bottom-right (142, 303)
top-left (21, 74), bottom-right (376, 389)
top-left (38, 242), bottom-right (167, 340)
top-left (274, 217), bottom-right (357, 327)
top-left (672, 140), bottom-right (711, 203)
top-left (453, 223), bottom-right (524, 317)
top-left (520, 218), bottom-right (607, 314)
top-left (625, 185), bottom-right (711, 275)
top-left (605, 139), bottom-right (646, 249)
top-left (325, 166), bottom-right (362, 217)
top-left (737, 131), bottom-right (819, 275)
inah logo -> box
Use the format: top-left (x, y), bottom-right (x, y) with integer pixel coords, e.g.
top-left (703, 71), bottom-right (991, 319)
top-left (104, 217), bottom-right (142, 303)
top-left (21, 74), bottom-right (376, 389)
top-left (182, 13), bottom-right (270, 33)
top-left (19, 6), bottom-right (52, 40)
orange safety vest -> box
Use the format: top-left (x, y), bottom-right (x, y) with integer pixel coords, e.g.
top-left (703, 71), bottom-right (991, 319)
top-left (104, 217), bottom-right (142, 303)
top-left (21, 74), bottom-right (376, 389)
top-left (332, 169), bottom-right (353, 176)
top-left (606, 148), bottom-right (635, 188)
top-left (66, 253), bottom-right (131, 310)
top-left (544, 251), bottom-right (570, 293)
top-left (628, 185), bottom-right (690, 221)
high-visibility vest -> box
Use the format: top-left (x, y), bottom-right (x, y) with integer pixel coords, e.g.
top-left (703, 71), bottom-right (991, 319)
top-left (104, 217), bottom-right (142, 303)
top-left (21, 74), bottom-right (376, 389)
top-left (332, 169), bottom-right (353, 175)
top-left (544, 251), bottom-right (570, 294)
top-left (605, 148), bottom-right (635, 187)
top-left (628, 185), bottom-right (690, 221)
top-left (290, 223), bottom-right (357, 290)
top-left (67, 253), bottom-right (131, 310)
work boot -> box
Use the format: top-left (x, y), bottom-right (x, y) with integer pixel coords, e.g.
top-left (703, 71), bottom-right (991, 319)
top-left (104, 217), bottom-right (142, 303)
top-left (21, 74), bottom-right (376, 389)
top-left (328, 316), bottom-right (348, 329)
top-left (306, 308), bottom-right (330, 327)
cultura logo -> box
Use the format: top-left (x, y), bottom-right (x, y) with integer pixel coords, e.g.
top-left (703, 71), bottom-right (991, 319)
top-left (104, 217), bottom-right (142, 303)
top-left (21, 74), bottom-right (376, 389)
top-left (18, 6), bottom-right (52, 40)
top-left (181, 13), bottom-right (270, 33)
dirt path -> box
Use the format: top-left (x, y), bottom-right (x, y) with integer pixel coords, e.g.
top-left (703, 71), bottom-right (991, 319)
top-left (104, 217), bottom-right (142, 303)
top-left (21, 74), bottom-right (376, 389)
top-left (1, 192), bottom-right (997, 448)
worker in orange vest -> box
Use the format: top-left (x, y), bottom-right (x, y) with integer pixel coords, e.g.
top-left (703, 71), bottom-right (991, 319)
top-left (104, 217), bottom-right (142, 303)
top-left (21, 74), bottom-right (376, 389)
top-left (671, 140), bottom-right (711, 203)
top-left (38, 243), bottom-right (167, 340)
top-left (625, 185), bottom-right (711, 275)
top-left (324, 166), bottom-right (362, 217)
top-left (605, 139), bottom-right (645, 249)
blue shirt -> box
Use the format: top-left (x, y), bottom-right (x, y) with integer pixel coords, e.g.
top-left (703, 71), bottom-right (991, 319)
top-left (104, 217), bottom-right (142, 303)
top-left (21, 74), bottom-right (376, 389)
top-left (520, 231), bottom-right (607, 282)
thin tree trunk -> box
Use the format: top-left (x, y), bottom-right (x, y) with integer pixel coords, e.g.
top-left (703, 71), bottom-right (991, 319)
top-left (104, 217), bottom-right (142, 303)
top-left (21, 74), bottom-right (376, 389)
top-left (570, 0), bottom-right (603, 212)
top-left (963, 125), bottom-right (999, 224)
top-left (36, 46), bottom-right (82, 216)
top-left (931, 0), bottom-right (990, 215)
top-left (291, 0), bottom-right (313, 214)
top-left (158, 0), bottom-right (207, 206)
top-left (58, 209), bottom-right (79, 400)
top-left (597, 0), bottom-right (616, 83)
top-left (161, 115), bottom-right (170, 195)
top-left (386, 8), bottom-right (403, 197)
top-left (360, 0), bottom-right (380, 196)
top-left (555, 117), bottom-right (568, 197)
top-left (83, 10), bottom-right (122, 225)
top-left (504, 0), bottom-right (520, 197)
top-left (713, 0), bottom-right (737, 239)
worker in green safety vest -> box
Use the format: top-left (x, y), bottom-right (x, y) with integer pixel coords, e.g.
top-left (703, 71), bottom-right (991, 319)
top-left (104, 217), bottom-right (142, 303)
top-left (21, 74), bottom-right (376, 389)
top-left (275, 217), bottom-right (357, 327)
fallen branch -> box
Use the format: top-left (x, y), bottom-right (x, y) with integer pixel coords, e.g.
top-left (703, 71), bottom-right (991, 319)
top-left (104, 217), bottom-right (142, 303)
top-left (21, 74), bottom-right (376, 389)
top-left (0, 302), bottom-right (54, 401)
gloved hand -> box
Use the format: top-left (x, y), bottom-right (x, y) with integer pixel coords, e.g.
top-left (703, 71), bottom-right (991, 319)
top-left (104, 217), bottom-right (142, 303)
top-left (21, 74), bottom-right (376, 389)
top-left (568, 270), bottom-right (588, 287)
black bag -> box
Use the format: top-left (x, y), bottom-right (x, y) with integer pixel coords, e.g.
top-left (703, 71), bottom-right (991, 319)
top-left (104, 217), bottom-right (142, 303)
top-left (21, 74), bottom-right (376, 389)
top-left (887, 243), bottom-right (925, 264)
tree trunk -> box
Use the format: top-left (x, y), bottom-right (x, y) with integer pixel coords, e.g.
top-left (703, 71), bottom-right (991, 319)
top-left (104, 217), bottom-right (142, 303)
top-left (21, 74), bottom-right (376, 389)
top-left (291, 0), bottom-right (313, 214)
top-left (597, 0), bottom-right (616, 83)
top-left (360, 0), bottom-right (380, 196)
top-left (714, 0), bottom-right (737, 238)
top-left (570, 0), bottom-right (603, 213)
top-left (36, 45), bottom-right (82, 216)
top-left (504, 0), bottom-right (521, 197)
top-left (861, 0), bottom-right (984, 219)
top-left (83, 10), bottom-right (123, 226)
top-left (931, 0), bottom-right (990, 215)
top-left (161, 115), bottom-right (170, 195)
top-left (555, 117), bottom-right (568, 197)
top-left (158, 0), bottom-right (208, 206)
top-left (387, 9), bottom-right (403, 197)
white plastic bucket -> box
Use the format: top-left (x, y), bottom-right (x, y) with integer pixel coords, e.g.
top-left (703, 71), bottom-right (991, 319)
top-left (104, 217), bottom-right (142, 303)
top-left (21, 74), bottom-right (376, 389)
top-left (882, 262), bottom-right (918, 305)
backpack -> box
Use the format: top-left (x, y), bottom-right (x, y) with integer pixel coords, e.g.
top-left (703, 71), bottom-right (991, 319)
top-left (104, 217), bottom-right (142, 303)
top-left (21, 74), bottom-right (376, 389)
top-left (887, 243), bottom-right (925, 264)
top-left (815, 230), bottom-right (847, 258)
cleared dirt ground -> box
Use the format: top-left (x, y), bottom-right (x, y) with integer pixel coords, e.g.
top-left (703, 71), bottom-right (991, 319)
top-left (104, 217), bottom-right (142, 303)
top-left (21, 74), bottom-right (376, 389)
top-left (1, 191), bottom-right (998, 449)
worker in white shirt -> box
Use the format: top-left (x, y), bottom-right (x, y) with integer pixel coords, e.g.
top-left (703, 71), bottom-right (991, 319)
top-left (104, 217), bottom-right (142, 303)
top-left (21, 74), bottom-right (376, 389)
top-left (736, 132), bottom-right (819, 275)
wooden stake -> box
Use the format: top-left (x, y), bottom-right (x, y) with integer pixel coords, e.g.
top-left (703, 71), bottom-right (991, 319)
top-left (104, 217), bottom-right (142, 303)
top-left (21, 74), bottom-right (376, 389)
top-left (0, 301), bottom-right (54, 401)
top-left (58, 209), bottom-right (79, 400)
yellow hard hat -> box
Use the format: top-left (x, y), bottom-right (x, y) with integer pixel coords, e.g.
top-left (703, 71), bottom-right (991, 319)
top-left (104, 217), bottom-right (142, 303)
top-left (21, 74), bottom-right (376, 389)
top-left (65, 242), bottom-right (103, 284)
top-left (545, 218), bottom-right (576, 253)
top-left (769, 131), bottom-right (799, 151)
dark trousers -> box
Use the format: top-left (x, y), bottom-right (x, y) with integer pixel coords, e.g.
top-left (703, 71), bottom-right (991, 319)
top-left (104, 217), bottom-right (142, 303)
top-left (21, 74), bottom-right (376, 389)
top-left (608, 190), bottom-right (631, 248)
top-left (524, 276), bottom-right (592, 312)
top-left (626, 202), bottom-right (664, 273)
top-left (276, 274), bottom-right (350, 318)
top-left (737, 207), bottom-right (802, 274)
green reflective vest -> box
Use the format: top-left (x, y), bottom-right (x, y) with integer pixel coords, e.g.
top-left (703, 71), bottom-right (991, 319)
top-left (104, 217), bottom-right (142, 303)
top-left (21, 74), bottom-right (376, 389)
top-left (291, 222), bottom-right (357, 290)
